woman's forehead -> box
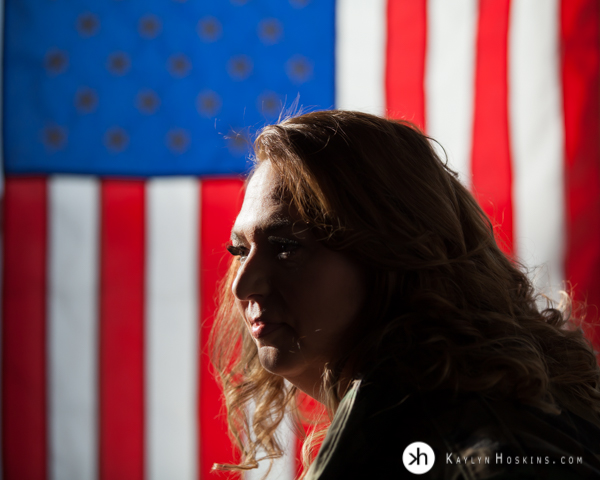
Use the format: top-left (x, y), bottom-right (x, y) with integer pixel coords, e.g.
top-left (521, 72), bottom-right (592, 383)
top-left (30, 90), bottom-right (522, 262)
top-left (231, 163), bottom-right (291, 239)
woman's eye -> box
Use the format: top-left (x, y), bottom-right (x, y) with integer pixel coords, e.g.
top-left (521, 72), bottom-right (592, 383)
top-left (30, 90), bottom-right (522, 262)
top-left (226, 244), bottom-right (249, 263)
top-left (268, 237), bottom-right (300, 260)
top-left (276, 243), bottom-right (298, 260)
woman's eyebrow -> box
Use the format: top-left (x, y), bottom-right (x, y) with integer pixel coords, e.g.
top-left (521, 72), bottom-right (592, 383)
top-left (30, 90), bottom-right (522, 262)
top-left (261, 217), bottom-right (293, 232)
top-left (230, 217), bottom-right (295, 244)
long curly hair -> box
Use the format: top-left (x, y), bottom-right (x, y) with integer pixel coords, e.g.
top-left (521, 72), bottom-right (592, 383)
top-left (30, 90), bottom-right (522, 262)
top-left (210, 110), bottom-right (600, 477)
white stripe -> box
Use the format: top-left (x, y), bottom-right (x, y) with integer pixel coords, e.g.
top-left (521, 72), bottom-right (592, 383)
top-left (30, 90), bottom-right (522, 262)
top-left (48, 176), bottom-right (99, 480)
top-left (509, 0), bottom-right (565, 299)
top-left (425, 0), bottom-right (478, 186)
top-left (245, 409), bottom-right (296, 480)
top-left (146, 178), bottom-right (199, 480)
top-left (335, 0), bottom-right (386, 114)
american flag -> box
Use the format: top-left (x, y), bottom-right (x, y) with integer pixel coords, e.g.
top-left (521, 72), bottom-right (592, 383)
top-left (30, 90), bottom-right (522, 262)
top-left (2, 1), bottom-right (598, 479)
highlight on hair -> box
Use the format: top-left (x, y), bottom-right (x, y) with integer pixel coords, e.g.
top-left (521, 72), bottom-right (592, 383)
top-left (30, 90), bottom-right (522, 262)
top-left (210, 110), bottom-right (600, 478)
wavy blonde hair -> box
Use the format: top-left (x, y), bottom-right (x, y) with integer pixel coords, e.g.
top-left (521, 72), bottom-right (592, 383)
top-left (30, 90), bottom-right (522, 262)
top-left (210, 110), bottom-right (600, 478)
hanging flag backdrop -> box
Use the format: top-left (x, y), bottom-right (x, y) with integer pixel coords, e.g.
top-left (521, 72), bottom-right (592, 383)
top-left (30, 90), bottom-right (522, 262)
top-left (2, 1), bottom-right (599, 480)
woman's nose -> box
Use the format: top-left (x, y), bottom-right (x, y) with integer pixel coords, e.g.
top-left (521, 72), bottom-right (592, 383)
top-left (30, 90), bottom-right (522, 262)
top-left (231, 250), bottom-right (270, 301)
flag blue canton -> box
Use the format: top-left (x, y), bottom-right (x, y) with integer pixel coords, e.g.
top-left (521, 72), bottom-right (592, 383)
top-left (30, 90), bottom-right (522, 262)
top-left (4, 0), bottom-right (335, 177)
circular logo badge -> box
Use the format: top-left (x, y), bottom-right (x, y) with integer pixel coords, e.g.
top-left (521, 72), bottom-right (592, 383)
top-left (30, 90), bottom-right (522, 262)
top-left (402, 442), bottom-right (435, 474)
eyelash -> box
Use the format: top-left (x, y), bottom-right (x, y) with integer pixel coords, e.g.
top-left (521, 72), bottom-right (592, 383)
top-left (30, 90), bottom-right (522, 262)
top-left (226, 244), bottom-right (249, 262)
top-left (268, 237), bottom-right (300, 260)
top-left (226, 237), bottom-right (300, 262)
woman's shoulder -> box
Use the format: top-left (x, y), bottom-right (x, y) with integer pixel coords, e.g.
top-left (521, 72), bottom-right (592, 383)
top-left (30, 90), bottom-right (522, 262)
top-left (305, 371), bottom-right (600, 479)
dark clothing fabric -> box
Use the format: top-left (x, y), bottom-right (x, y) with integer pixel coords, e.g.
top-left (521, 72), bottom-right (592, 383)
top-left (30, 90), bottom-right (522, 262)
top-left (305, 370), bottom-right (600, 479)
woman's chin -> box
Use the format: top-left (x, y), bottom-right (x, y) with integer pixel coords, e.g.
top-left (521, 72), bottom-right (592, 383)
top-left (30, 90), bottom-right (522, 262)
top-left (258, 345), bottom-right (287, 374)
top-left (258, 345), bottom-right (304, 379)
top-left (257, 345), bottom-right (326, 400)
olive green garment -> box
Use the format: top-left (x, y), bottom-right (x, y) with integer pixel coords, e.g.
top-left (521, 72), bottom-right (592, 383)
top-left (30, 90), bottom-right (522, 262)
top-left (305, 372), bottom-right (600, 480)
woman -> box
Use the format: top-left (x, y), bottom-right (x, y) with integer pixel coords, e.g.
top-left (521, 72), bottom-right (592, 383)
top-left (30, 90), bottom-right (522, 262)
top-left (211, 110), bottom-right (600, 479)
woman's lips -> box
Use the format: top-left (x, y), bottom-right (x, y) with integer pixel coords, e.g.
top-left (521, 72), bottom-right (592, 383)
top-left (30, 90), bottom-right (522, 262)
top-left (251, 321), bottom-right (283, 339)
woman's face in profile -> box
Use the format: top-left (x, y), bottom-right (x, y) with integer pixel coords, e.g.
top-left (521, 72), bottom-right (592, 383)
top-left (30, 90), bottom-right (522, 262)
top-left (229, 161), bottom-right (366, 397)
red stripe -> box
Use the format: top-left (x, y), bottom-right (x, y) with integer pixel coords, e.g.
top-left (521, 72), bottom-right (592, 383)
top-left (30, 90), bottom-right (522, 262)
top-left (99, 180), bottom-right (145, 480)
top-left (2, 177), bottom-right (48, 480)
top-left (561, 0), bottom-right (600, 346)
top-left (386, 0), bottom-right (427, 129)
top-left (470, 0), bottom-right (514, 255)
top-left (199, 178), bottom-right (245, 479)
